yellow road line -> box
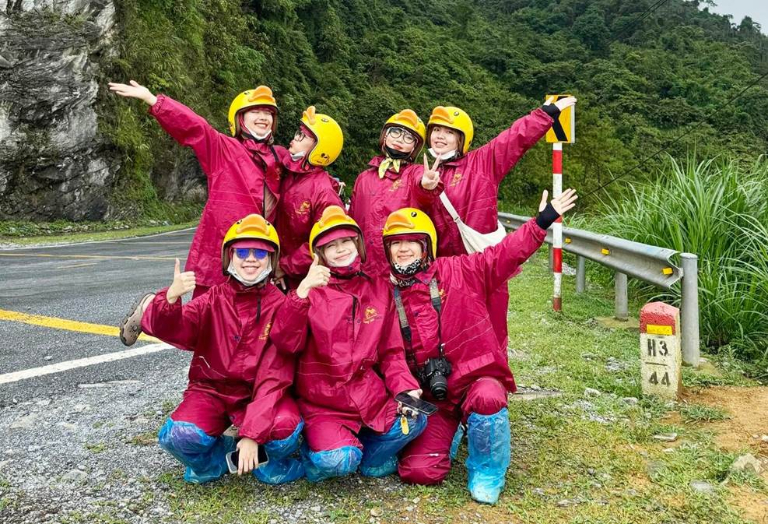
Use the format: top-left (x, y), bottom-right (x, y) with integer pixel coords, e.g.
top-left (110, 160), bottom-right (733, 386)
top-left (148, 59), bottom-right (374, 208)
top-left (0, 253), bottom-right (180, 261)
top-left (57, 262), bottom-right (99, 269)
top-left (0, 309), bottom-right (159, 343)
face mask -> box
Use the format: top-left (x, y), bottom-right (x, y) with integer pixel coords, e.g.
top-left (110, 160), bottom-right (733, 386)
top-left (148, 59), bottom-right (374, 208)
top-left (244, 123), bottom-right (271, 141)
top-left (384, 146), bottom-right (411, 161)
top-left (428, 148), bottom-right (457, 160)
top-left (326, 249), bottom-right (358, 268)
top-left (290, 151), bottom-right (307, 162)
top-left (392, 259), bottom-right (423, 276)
top-left (228, 259), bottom-right (271, 286)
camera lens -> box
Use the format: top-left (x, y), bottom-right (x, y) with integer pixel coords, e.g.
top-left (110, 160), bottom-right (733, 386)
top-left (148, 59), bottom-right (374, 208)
top-left (430, 374), bottom-right (448, 400)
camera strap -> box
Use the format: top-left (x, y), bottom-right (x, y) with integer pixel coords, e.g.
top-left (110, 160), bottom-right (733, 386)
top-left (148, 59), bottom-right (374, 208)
top-left (393, 279), bottom-right (443, 367)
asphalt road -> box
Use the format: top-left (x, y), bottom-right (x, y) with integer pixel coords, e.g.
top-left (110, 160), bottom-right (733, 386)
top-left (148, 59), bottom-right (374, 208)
top-left (0, 229), bottom-right (197, 402)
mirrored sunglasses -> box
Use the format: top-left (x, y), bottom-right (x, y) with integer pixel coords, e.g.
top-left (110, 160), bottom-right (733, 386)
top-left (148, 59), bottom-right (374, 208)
top-left (234, 248), bottom-right (269, 260)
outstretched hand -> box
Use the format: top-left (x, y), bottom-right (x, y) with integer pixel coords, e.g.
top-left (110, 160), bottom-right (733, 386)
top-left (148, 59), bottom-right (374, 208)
top-left (108, 80), bottom-right (157, 106)
top-left (544, 95), bottom-right (577, 112)
top-left (166, 258), bottom-right (196, 304)
top-left (421, 154), bottom-right (441, 190)
top-left (538, 188), bottom-right (578, 216)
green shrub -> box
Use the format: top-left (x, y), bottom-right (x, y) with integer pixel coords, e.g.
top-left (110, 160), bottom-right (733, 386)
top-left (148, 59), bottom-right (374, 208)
top-left (597, 156), bottom-right (768, 365)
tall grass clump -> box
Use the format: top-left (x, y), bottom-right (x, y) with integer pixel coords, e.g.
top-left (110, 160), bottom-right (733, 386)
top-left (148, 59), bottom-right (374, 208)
top-left (598, 156), bottom-right (768, 367)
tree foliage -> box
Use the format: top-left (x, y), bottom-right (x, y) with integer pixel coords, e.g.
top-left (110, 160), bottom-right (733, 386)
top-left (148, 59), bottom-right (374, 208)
top-left (100, 0), bottom-right (768, 213)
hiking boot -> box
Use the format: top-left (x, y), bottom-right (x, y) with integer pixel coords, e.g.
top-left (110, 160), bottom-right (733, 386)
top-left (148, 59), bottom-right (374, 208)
top-left (119, 293), bottom-right (154, 346)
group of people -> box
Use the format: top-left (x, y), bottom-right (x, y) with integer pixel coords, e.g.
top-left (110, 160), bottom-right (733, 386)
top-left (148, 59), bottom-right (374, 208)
top-left (108, 79), bottom-right (577, 504)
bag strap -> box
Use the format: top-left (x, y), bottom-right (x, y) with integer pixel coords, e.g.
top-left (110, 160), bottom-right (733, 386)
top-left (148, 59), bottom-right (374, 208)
top-left (439, 192), bottom-right (464, 225)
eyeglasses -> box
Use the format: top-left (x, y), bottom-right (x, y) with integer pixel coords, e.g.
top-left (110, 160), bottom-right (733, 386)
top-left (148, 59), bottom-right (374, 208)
top-left (386, 127), bottom-right (417, 145)
top-left (234, 248), bottom-right (269, 260)
top-left (293, 129), bottom-right (307, 142)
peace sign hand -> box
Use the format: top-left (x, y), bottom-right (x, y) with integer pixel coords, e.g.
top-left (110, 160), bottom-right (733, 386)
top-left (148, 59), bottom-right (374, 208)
top-left (421, 154), bottom-right (441, 190)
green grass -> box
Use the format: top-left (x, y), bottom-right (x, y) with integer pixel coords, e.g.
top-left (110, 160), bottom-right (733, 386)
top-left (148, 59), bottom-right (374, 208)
top-left (0, 220), bottom-right (197, 247)
top-left (590, 156), bottom-right (768, 368)
top-left (136, 250), bottom-right (764, 524)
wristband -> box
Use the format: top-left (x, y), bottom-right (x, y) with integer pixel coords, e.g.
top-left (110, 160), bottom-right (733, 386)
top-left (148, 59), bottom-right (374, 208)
top-left (536, 202), bottom-right (561, 230)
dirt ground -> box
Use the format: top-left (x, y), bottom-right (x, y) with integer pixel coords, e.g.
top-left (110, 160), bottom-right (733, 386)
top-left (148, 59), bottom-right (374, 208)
top-left (683, 386), bottom-right (768, 524)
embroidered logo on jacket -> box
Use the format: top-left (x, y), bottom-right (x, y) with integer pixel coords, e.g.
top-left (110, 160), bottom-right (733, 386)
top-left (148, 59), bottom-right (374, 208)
top-left (363, 307), bottom-right (379, 324)
top-left (389, 179), bottom-right (402, 192)
top-left (450, 172), bottom-right (463, 187)
top-left (295, 201), bottom-right (311, 215)
top-left (259, 321), bottom-right (273, 340)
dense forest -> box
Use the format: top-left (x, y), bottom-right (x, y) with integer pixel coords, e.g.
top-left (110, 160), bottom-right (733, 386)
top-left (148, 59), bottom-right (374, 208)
top-left (101, 0), bottom-right (768, 214)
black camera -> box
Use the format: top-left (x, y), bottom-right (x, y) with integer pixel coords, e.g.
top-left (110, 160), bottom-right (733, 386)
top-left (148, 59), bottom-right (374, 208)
top-left (416, 345), bottom-right (452, 400)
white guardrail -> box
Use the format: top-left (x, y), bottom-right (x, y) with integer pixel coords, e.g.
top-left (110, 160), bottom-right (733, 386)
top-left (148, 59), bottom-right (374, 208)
top-left (499, 213), bottom-right (700, 367)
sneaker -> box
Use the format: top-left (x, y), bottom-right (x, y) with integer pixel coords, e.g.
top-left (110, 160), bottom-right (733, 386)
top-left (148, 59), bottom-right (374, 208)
top-left (119, 293), bottom-right (154, 346)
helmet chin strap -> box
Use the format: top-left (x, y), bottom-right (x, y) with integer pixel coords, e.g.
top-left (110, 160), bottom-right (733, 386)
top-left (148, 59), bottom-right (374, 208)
top-left (228, 259), bottom-right (271, 286)
top-left (428, 148), bottom-right (457, 160)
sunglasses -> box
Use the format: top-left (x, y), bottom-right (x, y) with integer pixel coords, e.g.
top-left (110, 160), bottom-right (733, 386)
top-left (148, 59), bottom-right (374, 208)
top-left (386, 127), bottom-right (417, 145)
top-left (234, 248), bottom-right (269, 260)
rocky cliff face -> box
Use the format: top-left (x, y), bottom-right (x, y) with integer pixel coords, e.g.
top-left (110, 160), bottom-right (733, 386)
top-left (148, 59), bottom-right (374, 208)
top-left (0, 0), bottom-right (119, 221)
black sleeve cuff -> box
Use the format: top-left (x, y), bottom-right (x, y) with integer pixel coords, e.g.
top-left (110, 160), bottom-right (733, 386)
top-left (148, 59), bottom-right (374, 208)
top-left (541, 103), bottom-right (561, 120)
top-left (536, 203), bottom-right (561, 230)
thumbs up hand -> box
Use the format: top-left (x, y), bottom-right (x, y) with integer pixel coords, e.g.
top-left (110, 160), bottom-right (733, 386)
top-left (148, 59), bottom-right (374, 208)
top-left (296, 255), bottom-right (331, 299)
top-left (167, 258), bottom-right (196, 304)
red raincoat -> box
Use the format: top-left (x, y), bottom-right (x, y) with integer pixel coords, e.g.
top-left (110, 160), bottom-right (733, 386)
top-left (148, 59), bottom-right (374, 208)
top-left (270, 273), bottom-right (419, 438)
top-left (392, 219), bottom-right (546, 403)
top-left (150, 95), bottom-right (286, 288)
top-left (349, 158), bottom-right (441, 278)
top-left (275, 159), bottom-right (343, 288)
top-left (416, 108), bottom-right (554, 346)
top-left (140, 279), bottom-right (294, 443)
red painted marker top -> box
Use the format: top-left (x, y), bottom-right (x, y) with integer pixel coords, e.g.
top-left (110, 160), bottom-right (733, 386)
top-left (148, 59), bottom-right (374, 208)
top-left (640, 302), bottom-right (678, 335)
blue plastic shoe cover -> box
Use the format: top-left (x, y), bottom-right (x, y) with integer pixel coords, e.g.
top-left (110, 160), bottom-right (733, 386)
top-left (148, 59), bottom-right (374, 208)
top-left (359, 414), bottom-right (427, 477)
top-left (158, 418), bottom-right (235, 484)
top-left (466, 408), bottom-right (511, 504)
top-left (301, 442), bottom-right (362, 482)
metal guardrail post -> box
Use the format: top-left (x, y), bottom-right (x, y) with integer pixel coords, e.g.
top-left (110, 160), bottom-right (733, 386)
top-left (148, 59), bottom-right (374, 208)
top-left (615, 272), bottom-right (628, 320)
top-left (576, 256), bottom-right (586, 293)
top-left (681, 253), bottom-right (700, 367)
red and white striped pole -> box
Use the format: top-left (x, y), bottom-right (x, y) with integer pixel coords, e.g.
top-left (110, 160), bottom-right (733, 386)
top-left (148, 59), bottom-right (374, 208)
top-left (552, 142), bottom-right (563, 311)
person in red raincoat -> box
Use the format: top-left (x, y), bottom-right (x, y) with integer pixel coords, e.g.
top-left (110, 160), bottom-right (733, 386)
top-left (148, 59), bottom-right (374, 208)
top-left (348, 110), bottom-right (442, 278)
top-left (381, 188), bottom-right (578, 504)
top-left (270, 206), bottom-right (427, 481)
top-left (274, 106), bottom-right (344, 290)
top-left (141, 214), bottom-right (304, 484)
top-left (110, 81), bottom-right (286, 345)
top-left (417, 97), bottom-right (577, 351)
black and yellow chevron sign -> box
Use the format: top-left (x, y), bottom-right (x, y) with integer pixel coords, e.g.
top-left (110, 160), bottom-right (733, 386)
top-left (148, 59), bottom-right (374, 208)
top-left (545, 94), bottom-right (575, 144)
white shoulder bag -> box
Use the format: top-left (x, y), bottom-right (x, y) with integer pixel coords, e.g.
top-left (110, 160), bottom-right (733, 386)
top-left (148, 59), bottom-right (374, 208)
top-left (439, 192), bottom-right (507, 254)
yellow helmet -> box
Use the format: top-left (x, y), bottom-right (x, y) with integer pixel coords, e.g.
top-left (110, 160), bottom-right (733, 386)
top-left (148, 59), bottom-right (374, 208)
top-left (382, 208), bottom-right (438, 260)
top-left (301, 106), bottom-right (344, 167)
top-left (380, 109), bottom-right (426, 162)
top-left (227, 86), bottom-right (278, 137)
top-left (308, 205), bottom-right (366, 262)
top-left (427, 106), bottom-right (474, 154)
top-left (221, 214), bottom-right (280, 275)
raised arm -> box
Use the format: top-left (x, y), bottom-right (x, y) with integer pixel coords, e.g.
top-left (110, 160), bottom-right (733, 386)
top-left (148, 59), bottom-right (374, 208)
top-left (457, 189), bottom-right (578, 291)
top-left (468, 97), bottom-right (577, 186)
top-left (109, 80), bottom-right (224, 175)
top-left (139, 259), bottom-right (204, 350)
